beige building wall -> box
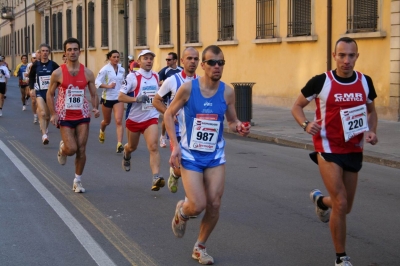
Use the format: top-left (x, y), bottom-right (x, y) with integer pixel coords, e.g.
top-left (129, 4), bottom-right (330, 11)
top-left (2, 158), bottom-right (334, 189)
top-left (1, 0), bottom-right (399, 120)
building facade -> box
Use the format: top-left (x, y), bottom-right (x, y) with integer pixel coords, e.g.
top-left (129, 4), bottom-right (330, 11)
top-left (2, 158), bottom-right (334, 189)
top-left (1, 0), bottom-right (399, 120)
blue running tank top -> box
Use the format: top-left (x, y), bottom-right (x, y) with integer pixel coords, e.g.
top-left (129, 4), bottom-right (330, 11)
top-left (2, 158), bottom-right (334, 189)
top-left (179, 79), bottom-right (227, 162)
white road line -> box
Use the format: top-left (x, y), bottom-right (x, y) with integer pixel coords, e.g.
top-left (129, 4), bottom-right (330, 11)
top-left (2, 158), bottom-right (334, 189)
top-left (0, 140), bottom-right (116, 266)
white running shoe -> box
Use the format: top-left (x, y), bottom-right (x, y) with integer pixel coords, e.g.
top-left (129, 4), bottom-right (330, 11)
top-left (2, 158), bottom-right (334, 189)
top-left (73, 181), bottom-right (85, 193)
top-left (42, 134), bottom-right (49, 145)
top-left (335, 256), bottom-right (352, 266)
top-left (57, 140), bottom-right (67, 165)
top-left (172, 200), bottom-right (188, 238)
top-left (33, 115), bottom-right (38, 124)
top-left (159, 135), bottom-right (167, 148)
top-left (192, 244), bottom-right (214, 265)
top-left (310, 189), bottom-right (330, 223)
top-left (22, 105), bottom-right (26, 111)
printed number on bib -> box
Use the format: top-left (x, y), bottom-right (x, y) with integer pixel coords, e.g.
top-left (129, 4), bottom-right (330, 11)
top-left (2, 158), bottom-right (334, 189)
top-left (38, 75), bottom-right (51, 90)
top-left (189, 117), bottom-right (220, 152)
top-left (65, 86), bottom-right (84, 110)
top-left (340, 104), bottom-right (369, 142)
top-left (141, 85), bottom-right (157, 111)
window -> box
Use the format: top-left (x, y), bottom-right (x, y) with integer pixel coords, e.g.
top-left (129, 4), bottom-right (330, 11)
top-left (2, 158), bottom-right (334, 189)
top-left (66, 9), bottom-right (72, 39)
top-left (24, 27), bottom-right (26, 53)
top-left (101, 0), bottom-right (108, 47)
top-left (45, 16), bottom-right (50, 45)
top-left (185, 0), bottom-right (199, 43)
top-left (347, 0), bottom-right (378, 33)
top-left (77, 5), bottom-right (83, 47)
top-left (57, 12), bottom-right (63, 50)
top-left (52, 14), bottom-right (57, 50)
top-left (17, 30), bottom-right (20, 55)
top-left (88, 2), bottom-right (95, 47)
top-left (27, 25), bottom-right (30, 53)
top-left (159, 0), bottom-right (170, 45)
top-left (31, 24), bottom-right (34, 53)
top-left (136, 0), bottom-right (147, 46)
top-left (217, 0), bottom-right (234, 41)
top-left (287, 0), bottom-right (311, 37)
top-left (256, 0), bottom-right (276, 39)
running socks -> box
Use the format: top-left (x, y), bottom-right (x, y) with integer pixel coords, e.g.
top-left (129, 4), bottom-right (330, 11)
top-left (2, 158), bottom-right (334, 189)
top-left (74, 174), bottom-right (82, 183)
top-left (336, 252), bottom-right (347, 264)
top-left (317, 196), bottom-right (329, 210)
top-left (195, 241), bottom-right (206, 248)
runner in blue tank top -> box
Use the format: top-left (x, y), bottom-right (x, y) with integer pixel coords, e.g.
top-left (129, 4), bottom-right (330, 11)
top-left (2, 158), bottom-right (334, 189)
top-left (164, 45), bottom-right (251, 265)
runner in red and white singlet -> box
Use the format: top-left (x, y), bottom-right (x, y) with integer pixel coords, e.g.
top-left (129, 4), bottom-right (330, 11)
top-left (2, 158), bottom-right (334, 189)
top-left (292, 37), bottom-right (378, 266)
top-left (47, 38), bottom-right (100, 194)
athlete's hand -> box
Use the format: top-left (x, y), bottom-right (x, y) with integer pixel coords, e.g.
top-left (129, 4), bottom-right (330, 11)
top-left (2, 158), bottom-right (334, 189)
top-left (50, 114), bottom-right (59, 126)
top-left (108, 82), bottom-right (116, 89)
top-left (365, 131), bottom-right (378, 145)
top-left (136, 94), bottom-right (149, 103)
top-left (306, 119), bottom-right (322, 135)
top-left (236, 121), bottom-right (251, 137)
top-left (92, 108), bottom-right (100, 118)
top-left (169, 145), bottom-right (182, 169)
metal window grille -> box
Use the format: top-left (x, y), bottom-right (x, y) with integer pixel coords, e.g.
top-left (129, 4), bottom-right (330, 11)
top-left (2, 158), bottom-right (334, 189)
top-left (66, 9), bottom-right (72, 39)
top-left (24, 27), bottom-right (26, 53)
top-left (185, 0), bottom-right (199, 43)
top-left (217, 0), bottom-right (234, 41)
top-left (20, 29), bottom-right (23, 54)
top-left (31, 24), bottom-right (34, 53)
top-left (45, 16), bottom-right (49, 44)
top-left (347, 0), bottom-right (378, 33)
top-left (256, 0), bottom-right (275, 39)
top-left (159, 0), bottom-right (170, 45)
top-left (17, 30), bottom-right (19, 55)
top-left (76, 6), bottom-right (83, 46)
top-left (27, 25), bottom-right (30, 53)
top-left (52, 14), bottom-right (57, 50)
top-left (57, 12), bottom-right (62, 50)
top-left (287, 0), bottom-right (311, 37)
top-left (101, 0), bottom-right (108, 47)
top-left (136, 0), bottom-right (147, 46)
top-left (88, 2), bottom-right (95, 47)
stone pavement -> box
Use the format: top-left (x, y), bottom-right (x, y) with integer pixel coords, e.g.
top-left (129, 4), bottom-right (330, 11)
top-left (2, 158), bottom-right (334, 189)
top-left (225, 104), bottom-right (400, 169)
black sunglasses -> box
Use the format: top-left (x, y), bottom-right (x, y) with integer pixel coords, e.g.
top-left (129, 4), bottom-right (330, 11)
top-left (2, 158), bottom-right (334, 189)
top-left (203, 59), bottom-right (225, 66)
top-left (165, 58), bottom-right (174, 61)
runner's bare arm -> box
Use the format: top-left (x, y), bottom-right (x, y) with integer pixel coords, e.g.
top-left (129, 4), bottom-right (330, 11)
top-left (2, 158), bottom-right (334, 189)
top-left (153, 94), bottom-right (167, 114)
top-left (224, 85), bottom-right (250, 136)
top-left (164, 82), bottom-right (191, 148)
top-left (46, 68), bottom-right (62, 125)
top-left (365, 101), bottom-right (378, 145)
top-left (291, 94), bottom-right (322, 135)
top-left (85, 68), bottom-right (100, 118)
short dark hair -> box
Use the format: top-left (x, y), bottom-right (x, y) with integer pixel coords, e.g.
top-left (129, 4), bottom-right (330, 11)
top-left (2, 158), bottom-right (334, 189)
top-left (63, 38), bottom-right (81, 52)
top-left (39, 43), bottom-right (51, 52)
top-left (21, 55), bottom-right (28, 59)
top-left (106, 50), bottom-right (120, 60)
top-left (168, 52), bottom-right (178, 60)
top-left (202, 45), bottom-right (223, 61)
top-left (335, 37), bottom-right (358, 52)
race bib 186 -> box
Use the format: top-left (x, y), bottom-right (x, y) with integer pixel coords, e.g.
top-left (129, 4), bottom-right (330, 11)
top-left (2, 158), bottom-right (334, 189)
top-left (340, 104), bottom-right (369, 142)
top-left (65, 87), bottom-right (84, 110)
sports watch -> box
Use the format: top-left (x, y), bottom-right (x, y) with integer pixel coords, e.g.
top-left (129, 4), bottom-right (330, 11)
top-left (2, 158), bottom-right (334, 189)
top-left (301, 120), bottom-right (310, 131)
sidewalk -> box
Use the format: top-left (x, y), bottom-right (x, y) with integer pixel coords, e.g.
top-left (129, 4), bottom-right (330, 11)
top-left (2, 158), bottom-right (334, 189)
top-left (225, 104), bottom-right (400, 169)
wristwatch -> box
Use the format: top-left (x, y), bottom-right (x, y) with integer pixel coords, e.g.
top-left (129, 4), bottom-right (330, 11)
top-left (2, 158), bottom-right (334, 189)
top-left (301, 120), bottom-right (310, 131)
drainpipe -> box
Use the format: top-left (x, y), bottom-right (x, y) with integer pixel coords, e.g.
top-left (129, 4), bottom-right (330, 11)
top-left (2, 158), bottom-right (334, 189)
top-left (124, 0), bottom-right (129, 75)
top-left (84, 0), bottom-right (87, 66)
top-left (176, 0), bottom-right (181, 65)
top-left (327, 0), bottom-right (332, 71)
top-left (50, 1), bottom-right (53, 60)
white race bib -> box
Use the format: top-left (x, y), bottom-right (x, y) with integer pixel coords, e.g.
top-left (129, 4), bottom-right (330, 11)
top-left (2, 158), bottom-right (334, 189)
top-left (141, 85), bottom-right (157, 111)
top-left (189, 117), bottom-right (220, 152)
top-left (65, 87), bottom-right (84, 110)
top-left (340, 104), bottom-right (369, 142)
top-left (38, 75), bottom-right (51, 90)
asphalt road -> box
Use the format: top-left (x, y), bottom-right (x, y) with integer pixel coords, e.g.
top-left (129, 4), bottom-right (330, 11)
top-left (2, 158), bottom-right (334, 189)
top-left (0, 80), bottom-right (399, 266)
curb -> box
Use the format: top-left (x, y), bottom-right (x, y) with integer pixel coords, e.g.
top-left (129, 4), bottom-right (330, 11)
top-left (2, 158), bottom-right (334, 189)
top-left (224, 128), bottom-right (400, 170)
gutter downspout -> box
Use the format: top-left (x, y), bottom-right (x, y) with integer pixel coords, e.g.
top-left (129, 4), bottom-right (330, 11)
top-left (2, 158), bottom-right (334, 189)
top-left (176, 0), bottom-right (181, 66)
top-left (327, 0), bottom-right (332, 71)
top-left (50, 1), bottom-right (53, 60)
top-left (84, 0), bottom-right (87, 66)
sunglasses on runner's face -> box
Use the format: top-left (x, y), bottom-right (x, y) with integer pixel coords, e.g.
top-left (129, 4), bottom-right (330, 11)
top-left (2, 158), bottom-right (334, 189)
top-left (32, 58), bottom-right (36, 59)
top-left (203, 59), bottom-right (225, 66)
top-left (165, 58), bottom-right (173, 61)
